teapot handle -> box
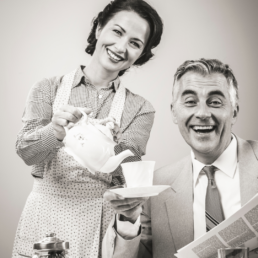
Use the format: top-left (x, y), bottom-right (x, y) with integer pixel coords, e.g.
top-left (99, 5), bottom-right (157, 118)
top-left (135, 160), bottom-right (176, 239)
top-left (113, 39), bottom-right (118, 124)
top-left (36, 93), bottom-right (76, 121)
top-left (64, 107), bottom-right (89, 134)
top-left (77, 107), bottom-right (89, 123)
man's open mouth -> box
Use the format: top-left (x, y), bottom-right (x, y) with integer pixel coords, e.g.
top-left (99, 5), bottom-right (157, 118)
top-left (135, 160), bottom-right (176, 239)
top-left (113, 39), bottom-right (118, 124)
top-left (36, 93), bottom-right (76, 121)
top-left (191, 125), bottom-right (216, 134)
top-left (107, 49), bottom-right (124, 62)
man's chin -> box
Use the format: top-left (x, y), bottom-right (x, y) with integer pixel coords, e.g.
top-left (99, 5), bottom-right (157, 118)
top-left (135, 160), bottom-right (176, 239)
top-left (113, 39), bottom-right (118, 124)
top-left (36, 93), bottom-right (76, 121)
top-left (190, 127), bottom-right (217, 140)
top-left (190, 139), bottom-right (218, 157)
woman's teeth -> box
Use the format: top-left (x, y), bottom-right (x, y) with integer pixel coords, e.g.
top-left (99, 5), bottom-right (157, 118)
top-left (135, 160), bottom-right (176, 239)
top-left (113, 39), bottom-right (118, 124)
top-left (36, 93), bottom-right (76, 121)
top-left (107, 49), bottom-right (123, 61)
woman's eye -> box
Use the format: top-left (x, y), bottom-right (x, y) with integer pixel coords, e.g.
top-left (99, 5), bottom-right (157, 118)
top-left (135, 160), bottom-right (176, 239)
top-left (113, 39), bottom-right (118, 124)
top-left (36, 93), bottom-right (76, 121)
top-left (114, 30), bottom-right (122, 36)
top-left (130, 41), bottom-right (140, 48)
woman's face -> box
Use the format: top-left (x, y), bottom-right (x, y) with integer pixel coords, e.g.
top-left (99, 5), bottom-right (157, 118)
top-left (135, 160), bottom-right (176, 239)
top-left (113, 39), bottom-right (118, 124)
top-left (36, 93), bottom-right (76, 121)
top-left (94, 10), bottom-right (150, 76)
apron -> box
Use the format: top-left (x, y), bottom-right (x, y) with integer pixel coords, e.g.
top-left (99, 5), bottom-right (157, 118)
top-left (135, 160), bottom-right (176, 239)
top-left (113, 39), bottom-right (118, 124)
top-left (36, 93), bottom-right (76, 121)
top-left (12, 70), bottom-right (126, 258)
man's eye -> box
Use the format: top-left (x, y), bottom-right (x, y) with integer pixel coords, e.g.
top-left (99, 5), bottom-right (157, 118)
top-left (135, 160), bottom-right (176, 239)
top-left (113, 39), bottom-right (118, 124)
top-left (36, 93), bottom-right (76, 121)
top-left (185, 101), bottom-right (196, 106)
top-left (210, 101), bottom-right (222, 106)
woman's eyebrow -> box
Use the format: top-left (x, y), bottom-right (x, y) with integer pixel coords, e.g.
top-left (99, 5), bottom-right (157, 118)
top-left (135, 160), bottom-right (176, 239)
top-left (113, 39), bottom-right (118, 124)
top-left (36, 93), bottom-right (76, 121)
top-left (114, 24), bottom-right (144, 44)
top-left (115, 24), bottom-right (126, 33)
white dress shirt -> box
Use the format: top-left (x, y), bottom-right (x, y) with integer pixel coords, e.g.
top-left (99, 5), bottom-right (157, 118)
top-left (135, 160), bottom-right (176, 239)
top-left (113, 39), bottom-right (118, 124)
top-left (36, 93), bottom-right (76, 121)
top-left (192, 134), bottom-right (241, 239)
top-left (116, 214), bottom-right (141, 239)
top-left (117, 135), bottom-right (241, 240)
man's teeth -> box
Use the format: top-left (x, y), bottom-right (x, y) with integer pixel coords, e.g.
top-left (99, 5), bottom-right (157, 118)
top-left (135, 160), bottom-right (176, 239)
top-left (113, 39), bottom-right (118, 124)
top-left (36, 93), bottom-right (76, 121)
top-left (193, 126), bottom-right (214, 130)
top-left (192, 126), bottom-right (215, 132)
top-left (107, 49), bottom-right (122, 61)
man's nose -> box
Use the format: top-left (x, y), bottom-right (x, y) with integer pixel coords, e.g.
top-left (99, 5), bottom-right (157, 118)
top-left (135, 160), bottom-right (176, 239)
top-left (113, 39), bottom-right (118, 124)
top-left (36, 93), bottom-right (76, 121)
top-left (195, 103), bottom-right (211, 120)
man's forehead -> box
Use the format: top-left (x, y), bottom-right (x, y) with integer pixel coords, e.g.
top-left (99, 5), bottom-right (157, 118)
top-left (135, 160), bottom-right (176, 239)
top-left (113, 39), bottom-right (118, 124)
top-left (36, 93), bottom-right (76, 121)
top-left (178, 72), bottom-right (228, 89)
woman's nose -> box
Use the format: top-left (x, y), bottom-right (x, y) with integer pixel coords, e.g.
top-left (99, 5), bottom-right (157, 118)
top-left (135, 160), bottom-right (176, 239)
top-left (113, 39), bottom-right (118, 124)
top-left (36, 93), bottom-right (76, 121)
top-left (114, 39), bottom-right (127, 53)
top-left (195, 103), bottom-right (211, 120)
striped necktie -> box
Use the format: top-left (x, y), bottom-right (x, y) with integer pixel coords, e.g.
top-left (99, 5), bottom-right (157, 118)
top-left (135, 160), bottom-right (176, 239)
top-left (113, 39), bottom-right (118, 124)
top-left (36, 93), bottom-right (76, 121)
top-left (203, 166), bottom-right (225, 231)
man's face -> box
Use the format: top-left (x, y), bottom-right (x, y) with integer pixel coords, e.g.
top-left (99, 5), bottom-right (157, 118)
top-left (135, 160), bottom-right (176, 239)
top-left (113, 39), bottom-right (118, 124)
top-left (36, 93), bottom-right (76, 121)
top-left (171, 72), bottom-right (238, 163)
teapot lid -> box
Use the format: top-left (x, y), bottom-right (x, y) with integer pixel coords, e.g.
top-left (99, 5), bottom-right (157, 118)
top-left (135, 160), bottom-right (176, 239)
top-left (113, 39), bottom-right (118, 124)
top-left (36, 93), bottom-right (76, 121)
top-left (33, 233), bottom-right (69, 251)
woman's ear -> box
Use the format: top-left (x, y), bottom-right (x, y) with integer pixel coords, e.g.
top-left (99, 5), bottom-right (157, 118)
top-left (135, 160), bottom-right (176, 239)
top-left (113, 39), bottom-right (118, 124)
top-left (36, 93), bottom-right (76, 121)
top-left (171, 104), bottom-right (178, 124)
top-left (95, 25), bottom-right (102, 40)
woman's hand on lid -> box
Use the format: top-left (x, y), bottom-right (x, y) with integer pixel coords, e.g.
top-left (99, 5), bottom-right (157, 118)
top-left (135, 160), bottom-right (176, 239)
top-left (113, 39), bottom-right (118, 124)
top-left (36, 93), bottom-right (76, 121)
top-left (98, 117), bottom-right (122, 143)
top-left (52, 105), bottom-right (92, 141)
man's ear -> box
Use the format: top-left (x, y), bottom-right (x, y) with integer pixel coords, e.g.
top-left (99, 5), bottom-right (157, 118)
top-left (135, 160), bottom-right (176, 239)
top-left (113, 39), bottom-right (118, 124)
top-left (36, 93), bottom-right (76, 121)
top-left (171, 104), bottom-right (178, 124)
top-left (95, 25), bottom-right (102, 40)
top-left (231, 104), bottom-right (239, 126)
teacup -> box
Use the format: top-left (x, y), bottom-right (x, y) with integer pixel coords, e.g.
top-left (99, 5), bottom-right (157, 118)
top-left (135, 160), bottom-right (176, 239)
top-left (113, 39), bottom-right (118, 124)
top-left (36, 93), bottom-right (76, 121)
top-left (121, 161), bottom-right (155, 188)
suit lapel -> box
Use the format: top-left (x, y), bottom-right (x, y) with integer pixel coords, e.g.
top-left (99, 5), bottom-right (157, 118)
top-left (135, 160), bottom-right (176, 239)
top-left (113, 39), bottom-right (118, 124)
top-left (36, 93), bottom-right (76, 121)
top-left (237, 136), bottom-right (258, 206)
top-left (165, 157), bottom-right (194, 251)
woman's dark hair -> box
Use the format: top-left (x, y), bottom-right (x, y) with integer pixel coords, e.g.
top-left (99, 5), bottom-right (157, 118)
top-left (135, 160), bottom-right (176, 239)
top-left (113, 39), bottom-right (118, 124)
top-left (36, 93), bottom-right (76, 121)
top-left (85, 0), bottom-right (163, 76)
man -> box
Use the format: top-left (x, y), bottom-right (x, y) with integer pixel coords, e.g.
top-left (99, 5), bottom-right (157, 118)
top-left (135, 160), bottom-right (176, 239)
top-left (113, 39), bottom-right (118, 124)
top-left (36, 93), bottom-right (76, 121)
top-left (102, 59), bottom-right (258, 258)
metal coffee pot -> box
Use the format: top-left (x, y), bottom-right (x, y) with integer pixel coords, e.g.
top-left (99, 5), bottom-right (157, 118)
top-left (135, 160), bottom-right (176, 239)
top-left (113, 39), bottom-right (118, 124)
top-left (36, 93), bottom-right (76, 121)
top-left (31, 233), bottom-right (69, 258)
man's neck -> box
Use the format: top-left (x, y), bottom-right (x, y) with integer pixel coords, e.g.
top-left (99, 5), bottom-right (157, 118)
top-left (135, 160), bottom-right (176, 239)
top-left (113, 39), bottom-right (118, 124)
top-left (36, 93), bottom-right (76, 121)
top-left (193, 152), bottom-right (220, 165)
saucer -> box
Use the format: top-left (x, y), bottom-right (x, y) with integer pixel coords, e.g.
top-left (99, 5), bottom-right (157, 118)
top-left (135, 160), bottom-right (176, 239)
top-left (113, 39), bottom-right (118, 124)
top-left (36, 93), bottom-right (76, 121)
top-left (110, 185), bottom-right (171, 198)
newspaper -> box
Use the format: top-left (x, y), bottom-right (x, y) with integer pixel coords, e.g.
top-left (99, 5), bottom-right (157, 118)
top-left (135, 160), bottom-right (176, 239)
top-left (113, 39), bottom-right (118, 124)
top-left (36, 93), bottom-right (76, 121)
top-left (175, 193), bottom-right (258, 258)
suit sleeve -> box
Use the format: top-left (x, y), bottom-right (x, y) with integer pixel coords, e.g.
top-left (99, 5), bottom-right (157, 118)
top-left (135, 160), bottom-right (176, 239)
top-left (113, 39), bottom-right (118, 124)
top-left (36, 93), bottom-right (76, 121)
top-left (102, 199), bottom-right (153, 258)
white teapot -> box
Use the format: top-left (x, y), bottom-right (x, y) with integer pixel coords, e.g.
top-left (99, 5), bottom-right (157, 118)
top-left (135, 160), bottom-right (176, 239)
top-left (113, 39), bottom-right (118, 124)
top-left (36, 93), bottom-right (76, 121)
top-left (63, 110), bottom-right (134, 174)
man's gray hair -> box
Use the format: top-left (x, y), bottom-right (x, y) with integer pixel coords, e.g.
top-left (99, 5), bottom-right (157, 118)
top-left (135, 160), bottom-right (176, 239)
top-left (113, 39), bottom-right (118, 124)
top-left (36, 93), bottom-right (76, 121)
top-left (172, 58), bottom-right (239, 108)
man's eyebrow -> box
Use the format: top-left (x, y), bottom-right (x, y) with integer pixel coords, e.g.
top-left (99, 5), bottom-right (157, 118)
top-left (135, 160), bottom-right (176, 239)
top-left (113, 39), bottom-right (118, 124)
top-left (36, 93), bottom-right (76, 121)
top-left (207, 90), bottom-right (226, 98)
top-left (114, 24), bottom-right (144, 44)
top-left (181, 90), bottom-right (197, 97)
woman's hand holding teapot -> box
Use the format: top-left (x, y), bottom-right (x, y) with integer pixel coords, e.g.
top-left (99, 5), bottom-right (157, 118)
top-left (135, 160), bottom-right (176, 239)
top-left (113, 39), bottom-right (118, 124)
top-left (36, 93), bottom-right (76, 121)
top-left (97, 117), bottom-right (122, 143)
top-left (52, 105), bottom-right (92, 141)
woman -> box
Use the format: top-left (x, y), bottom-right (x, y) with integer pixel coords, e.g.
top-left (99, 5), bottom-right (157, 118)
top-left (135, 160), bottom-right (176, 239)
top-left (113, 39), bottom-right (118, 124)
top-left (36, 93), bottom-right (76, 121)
top-left (13, 0), bottom-right (163, 257)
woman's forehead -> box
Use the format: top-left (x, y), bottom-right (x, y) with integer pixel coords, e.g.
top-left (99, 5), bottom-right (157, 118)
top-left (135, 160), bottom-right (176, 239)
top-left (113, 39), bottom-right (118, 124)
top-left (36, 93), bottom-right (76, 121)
top-left (105, 11), bottom-right (150, 43)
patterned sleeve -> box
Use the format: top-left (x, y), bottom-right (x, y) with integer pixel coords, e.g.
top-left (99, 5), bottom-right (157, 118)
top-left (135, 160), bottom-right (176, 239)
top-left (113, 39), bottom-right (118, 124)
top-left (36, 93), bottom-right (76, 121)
top-left (16, 77), bottom-right (63, 166)
top-left (115, 100), bottom-right (155, 159)
top-left (112, 100), bottom-right (155, 185)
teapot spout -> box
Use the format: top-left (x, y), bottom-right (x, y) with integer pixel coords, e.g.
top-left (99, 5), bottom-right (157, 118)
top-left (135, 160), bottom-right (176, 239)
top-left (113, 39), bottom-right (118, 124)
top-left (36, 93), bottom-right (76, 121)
top-left (99, 149), bottom-right (134, 173)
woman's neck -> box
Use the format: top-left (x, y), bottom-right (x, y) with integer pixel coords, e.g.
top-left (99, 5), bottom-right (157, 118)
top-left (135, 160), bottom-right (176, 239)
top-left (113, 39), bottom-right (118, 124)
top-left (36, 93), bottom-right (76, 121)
top-left (84, 57), bottom-right (118, 90)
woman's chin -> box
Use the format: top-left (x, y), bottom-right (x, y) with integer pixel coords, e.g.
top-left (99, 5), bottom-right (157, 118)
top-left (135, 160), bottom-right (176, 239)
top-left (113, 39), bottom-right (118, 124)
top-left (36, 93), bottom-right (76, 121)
top-left (99, 57), bottom-right (123, 72)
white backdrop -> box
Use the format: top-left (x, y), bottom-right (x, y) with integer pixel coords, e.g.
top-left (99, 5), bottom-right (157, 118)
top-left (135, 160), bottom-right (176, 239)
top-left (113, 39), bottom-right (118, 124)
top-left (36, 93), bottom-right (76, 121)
top-left (1, 0), bottom-right (258, 256)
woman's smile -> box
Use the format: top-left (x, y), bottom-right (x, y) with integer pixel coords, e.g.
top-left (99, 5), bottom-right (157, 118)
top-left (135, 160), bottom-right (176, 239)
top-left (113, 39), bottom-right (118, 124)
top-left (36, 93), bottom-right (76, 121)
top-left (106, 48), bottom-right (125, 63)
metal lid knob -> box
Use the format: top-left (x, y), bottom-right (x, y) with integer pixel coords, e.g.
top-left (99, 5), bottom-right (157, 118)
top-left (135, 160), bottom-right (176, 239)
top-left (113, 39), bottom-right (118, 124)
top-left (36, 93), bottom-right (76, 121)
top-left (33, 233), bottom-right (69, 251)
top-left (45, 233), bottom-right (56, 237)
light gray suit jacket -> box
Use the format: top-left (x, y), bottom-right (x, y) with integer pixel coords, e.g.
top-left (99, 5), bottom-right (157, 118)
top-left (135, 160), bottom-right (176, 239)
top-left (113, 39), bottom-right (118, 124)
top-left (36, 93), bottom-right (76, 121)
top-left (102, 136), bottom-right (258, 258)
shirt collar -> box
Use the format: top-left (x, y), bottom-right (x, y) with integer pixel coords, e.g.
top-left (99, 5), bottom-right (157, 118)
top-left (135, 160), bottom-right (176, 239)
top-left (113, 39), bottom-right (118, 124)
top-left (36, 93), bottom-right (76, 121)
top-left (72, 66), bottom-right (120, 91)
top-left (191, 134), bottom-right (238, 187)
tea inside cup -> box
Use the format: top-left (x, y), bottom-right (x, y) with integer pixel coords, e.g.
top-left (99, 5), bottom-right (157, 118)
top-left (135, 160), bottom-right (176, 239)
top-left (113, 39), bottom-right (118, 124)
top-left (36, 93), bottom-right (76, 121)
top-left (121, 161), bottom-right (155, 188)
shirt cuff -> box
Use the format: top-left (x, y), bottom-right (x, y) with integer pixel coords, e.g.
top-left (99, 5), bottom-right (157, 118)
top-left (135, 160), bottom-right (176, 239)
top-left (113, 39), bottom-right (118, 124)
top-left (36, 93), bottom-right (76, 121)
top-left (41, 122), bottom-right (64, 151)
top-left (116, 214), bottom-right (141, 240)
